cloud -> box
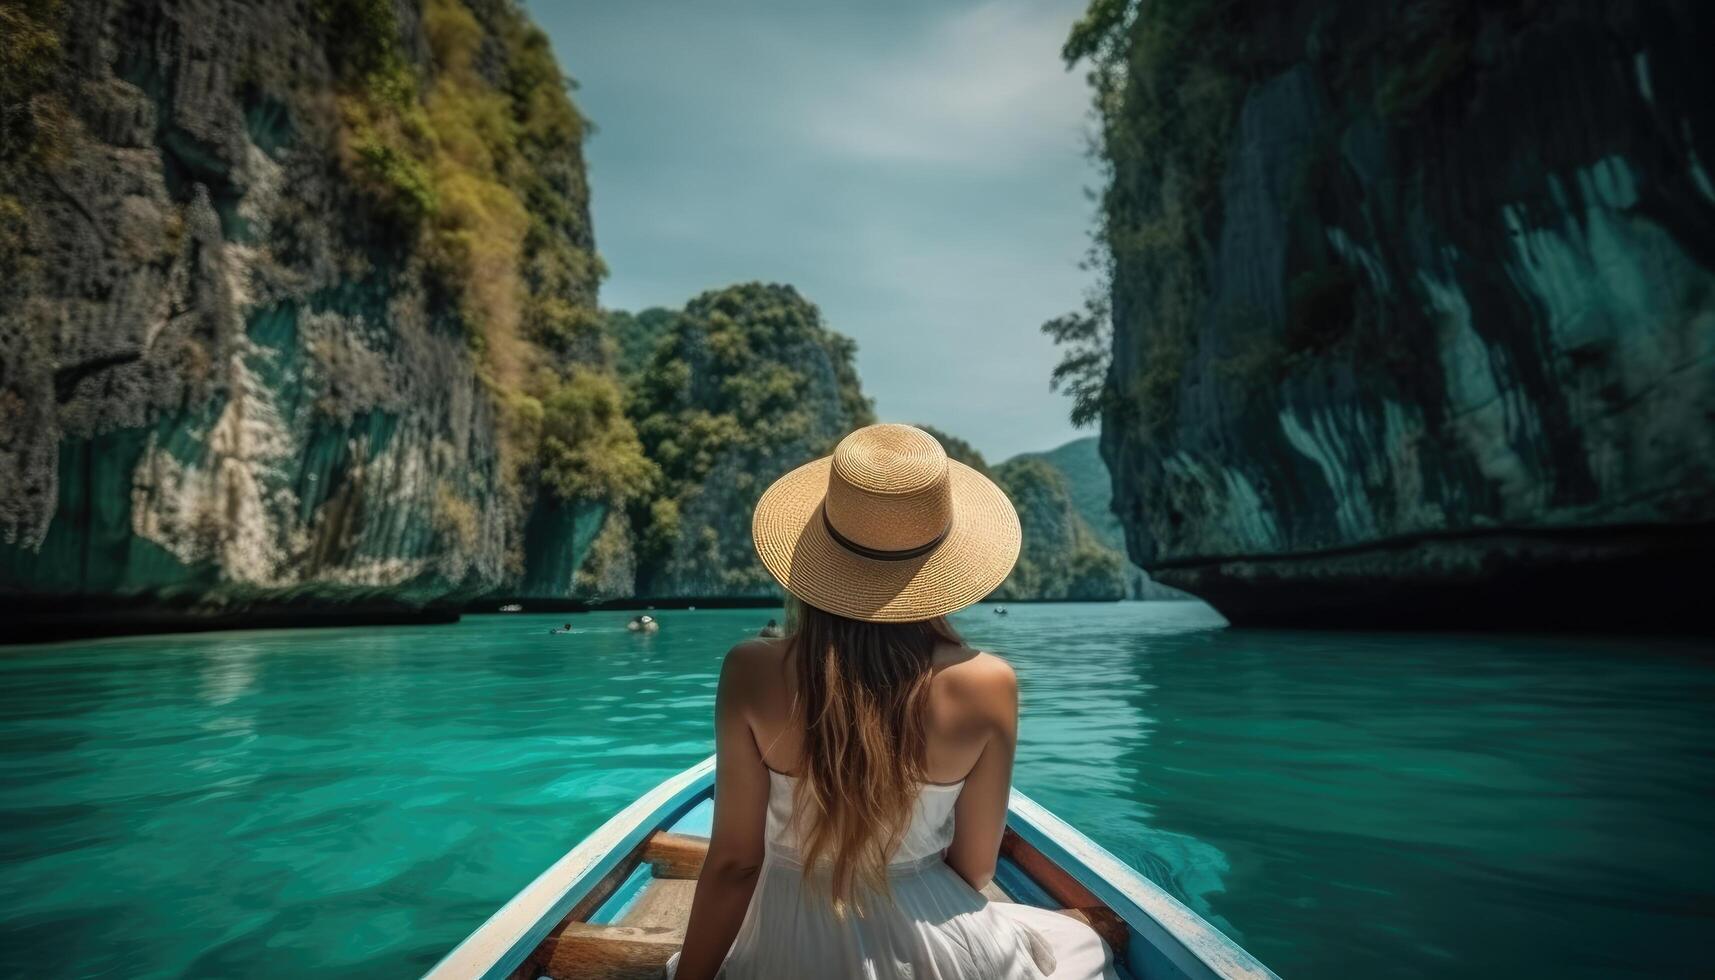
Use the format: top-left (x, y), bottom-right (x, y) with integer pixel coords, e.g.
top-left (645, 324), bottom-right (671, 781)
top-left (805, 0), bottom-right (1091, 170)
top-left (536, 0), bottom-right (1098, 459)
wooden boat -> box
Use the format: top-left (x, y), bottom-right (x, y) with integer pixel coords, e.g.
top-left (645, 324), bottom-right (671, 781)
top-left (425, 757), bottom-right (1277, 980)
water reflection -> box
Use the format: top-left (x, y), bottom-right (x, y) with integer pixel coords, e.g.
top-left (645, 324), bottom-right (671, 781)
top-left (961, 603), bottom-right (1242, 932)
top-left (198, 642), bottom-right (260, 707)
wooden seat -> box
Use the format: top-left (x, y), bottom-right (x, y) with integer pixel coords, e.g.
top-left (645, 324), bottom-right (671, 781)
top-left (535, 837), bottom-right (703, 980)
top-left (620, 878), bottom-right (696, 931)
top-left (642, 831), bottom-right (707, 879)
top-left (537, 828), bottom-right (1127, 979)
top-left (528, 835), bottom-right (706, 980)
top-left (540, 921), bottom-right (679, 980)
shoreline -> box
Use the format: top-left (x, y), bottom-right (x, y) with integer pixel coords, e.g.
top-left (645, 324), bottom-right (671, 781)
top-left (0, 595), bottom-right (1143, 645)
top-left (464, 595), bottom-right (1134, 614)
top-left (0, 598), bottom-right (461, 647)
top-left (10, 589), bottom-right (1707, 645)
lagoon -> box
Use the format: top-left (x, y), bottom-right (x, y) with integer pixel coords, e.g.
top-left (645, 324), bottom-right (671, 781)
top-left (1, 603), bottom-right (1710, 978)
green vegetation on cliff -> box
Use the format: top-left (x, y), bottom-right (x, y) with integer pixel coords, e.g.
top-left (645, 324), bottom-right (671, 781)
top-left (606, 308), bottom-right (681, 382)
top-left (1056, 0), bottom-right (1254, 437)
top-left (0, 0), bottom-right (65, 163)
top-left (328, 0), bottom-right (607, 363)
top-left (315, 0), bottom-right (645, 554)
top-left (1055, 0), bottom-right (1543, 435)
top-left (0, 0), bottom-right (66, 286)
top-left (538, 368), bottom-right (657, 505)
top-left (574, 283), bottom-right (873, 598)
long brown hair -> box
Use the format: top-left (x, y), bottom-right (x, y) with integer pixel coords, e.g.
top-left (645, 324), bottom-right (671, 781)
top-left (785, 597), bottom-right (964, 911)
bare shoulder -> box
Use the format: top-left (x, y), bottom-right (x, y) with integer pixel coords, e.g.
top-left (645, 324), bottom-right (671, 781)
top-left (726, 635), bottom-right (788, 664)
top-left (719, 636), bottom-right (790, 693)
top-left (938, 646), bottom-right (1016, 682)
top-left (935, 647), bottom-right (1018, 711)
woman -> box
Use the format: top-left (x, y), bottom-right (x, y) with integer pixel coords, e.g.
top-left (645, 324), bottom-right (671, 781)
top-left (671, 424), bottom-right (1117, 979)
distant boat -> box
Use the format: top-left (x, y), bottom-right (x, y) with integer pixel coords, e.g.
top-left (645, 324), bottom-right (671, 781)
top-left (994, 605), bottom-right (1009, 615)
top-left (498, 604), bottom-right (523, 613)
top-left (424, 757), bottom-right (1276, 980)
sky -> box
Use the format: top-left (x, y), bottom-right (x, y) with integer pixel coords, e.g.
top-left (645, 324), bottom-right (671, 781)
top-left (527, 0), bottom-right (1100, 461)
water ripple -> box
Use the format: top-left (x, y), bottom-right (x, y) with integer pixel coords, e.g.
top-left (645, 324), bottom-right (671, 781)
top-left (1, 604), bottom-right (1711, 978)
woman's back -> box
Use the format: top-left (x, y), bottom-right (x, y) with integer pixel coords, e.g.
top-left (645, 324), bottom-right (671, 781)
top-left (730, 635), bottom-right (1012, 787)
top-left (760, 767), bottom-right (964, 868)
top-left (668, 425), bottom-right (1115, 979)
top-left (673, 635), bottom-right (1117, 980)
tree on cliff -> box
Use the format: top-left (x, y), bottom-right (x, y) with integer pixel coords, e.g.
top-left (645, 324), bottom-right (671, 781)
top-left (581, 283), bottom-right (874, 598)
top-left (1041, 291), bottom-right (1112, 429)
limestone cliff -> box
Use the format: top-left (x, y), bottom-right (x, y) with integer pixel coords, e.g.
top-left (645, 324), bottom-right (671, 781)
top-left (1071, 0), bottom-right (1715, 628)
top-left (581, 284), bottom-right (875, 602)
top-left (0, 0), bottom-right (626, 636)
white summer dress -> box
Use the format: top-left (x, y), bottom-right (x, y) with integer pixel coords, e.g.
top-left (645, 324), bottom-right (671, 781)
top-left (666, 769), bottom-right (1120, 979)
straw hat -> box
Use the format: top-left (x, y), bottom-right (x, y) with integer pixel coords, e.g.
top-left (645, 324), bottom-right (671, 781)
top-left (752, 424), bottom-right (1021, 622)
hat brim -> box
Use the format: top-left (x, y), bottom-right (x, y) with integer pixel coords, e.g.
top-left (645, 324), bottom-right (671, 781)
top-left (752, 457), bottom-right (1022, 622)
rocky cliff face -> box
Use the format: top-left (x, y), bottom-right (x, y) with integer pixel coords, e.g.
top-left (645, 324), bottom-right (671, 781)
top-left (0, 0), bottom-right (616, 635)
top-left (1075, 0), bottom-right (1715, 628)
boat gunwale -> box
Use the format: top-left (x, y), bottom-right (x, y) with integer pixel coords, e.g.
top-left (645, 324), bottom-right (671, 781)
top-left (423, 757), bottom-right (1276, 980)
top-left (421, 756), bottom-right (717, 980)
top-left (1006, 789), bottom-right (1279, 980)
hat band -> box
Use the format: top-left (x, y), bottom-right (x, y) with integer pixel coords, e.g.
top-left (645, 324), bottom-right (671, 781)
top-left (822, 506), bottom-right (948, 561)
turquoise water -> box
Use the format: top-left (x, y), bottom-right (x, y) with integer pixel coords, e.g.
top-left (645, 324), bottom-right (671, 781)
top-left (1, 603), bottom-right (1711, 978)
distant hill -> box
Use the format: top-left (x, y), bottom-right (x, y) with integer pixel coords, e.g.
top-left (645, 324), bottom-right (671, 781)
top-left (1012, 437), bottom-right (1125, 554)
top-left (1007, 437), bottom-right (1188, 601)
top-left (915, 427), bottom-right (1124, 601)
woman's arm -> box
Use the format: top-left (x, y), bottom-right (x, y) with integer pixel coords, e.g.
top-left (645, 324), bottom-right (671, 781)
top-left (945, 654), bottom-right (1019, 891)
top-left (673, 644), bottom-right (771, 980)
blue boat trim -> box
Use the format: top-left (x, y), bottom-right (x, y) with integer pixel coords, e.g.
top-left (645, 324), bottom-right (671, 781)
top-left (669, 797), bottom-right (715, 837)
top-left (1006, 789), bottom-right (1279, 980)
top-left (588, 862), bottom-right (654, 925)
top-left (422, 756), bottom-right (718, 980)
top-left (423, 758), bottom-right (1277, 980)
